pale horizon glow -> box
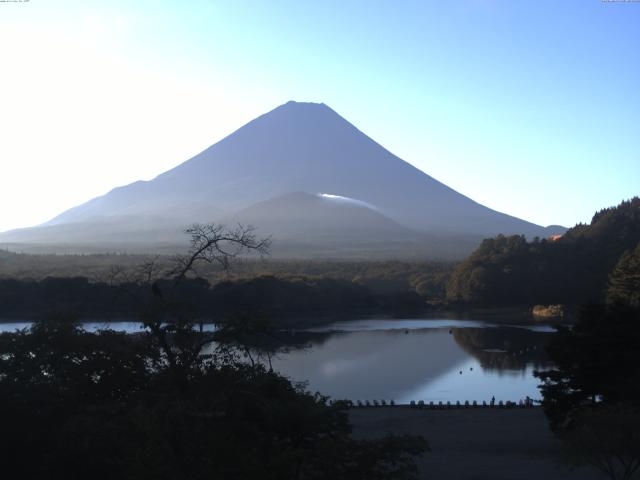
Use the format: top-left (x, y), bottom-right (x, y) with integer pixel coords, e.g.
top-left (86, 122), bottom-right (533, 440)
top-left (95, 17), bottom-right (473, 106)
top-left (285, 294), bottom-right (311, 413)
top-left (1, 1), bottom-right (638, 233)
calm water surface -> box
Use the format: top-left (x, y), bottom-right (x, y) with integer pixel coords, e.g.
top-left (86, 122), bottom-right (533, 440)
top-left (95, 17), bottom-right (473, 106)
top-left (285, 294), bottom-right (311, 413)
top-left (275, 320), bottom-right (551, 404)
top-left (0, 318), bottom-right (553, 403)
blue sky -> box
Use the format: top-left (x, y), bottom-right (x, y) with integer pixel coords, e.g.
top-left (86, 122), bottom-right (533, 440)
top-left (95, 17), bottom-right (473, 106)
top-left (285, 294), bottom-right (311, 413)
top-left (1, 0), bottom-right (638, 232)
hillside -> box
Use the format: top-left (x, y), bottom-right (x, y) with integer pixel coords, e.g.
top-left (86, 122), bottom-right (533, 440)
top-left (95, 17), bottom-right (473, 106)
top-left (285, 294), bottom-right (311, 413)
top-left (446, 197), bottom-right (640, 305)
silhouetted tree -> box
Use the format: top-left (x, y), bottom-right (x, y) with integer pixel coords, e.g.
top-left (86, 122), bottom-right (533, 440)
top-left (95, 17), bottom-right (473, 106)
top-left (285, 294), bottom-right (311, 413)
top-left (0, 223), bottom-right (428, 479)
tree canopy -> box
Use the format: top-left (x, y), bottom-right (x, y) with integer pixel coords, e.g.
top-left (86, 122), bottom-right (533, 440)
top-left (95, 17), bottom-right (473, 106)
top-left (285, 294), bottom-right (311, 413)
top-left (607, 241), bottom-right (640, 308)
top-left (446, 197), bottom-right (640, 306)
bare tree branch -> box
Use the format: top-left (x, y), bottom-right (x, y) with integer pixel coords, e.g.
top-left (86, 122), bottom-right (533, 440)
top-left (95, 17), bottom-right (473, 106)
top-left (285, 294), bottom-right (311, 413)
top-left (169, 223), bottom-right (271, 283)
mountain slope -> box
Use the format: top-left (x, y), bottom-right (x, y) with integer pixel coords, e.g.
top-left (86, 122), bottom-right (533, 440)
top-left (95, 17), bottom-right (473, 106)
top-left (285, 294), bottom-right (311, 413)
top-left (0, 101), bottom-right (564, 257)
top-left (231, 192), bottom-right (411, 239)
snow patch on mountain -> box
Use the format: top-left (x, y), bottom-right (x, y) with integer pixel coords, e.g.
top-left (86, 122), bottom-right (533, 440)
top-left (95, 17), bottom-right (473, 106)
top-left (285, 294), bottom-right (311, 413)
top-left (318, 193), bottom-right (380, 211)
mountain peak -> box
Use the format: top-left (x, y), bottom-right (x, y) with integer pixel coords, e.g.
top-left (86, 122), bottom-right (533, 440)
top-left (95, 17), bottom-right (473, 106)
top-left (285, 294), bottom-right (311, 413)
top-left (0, 101), bottom-right (565, 257)
top-left (283, 100), bottom-right (327, 108)
top-left (269, 100), bottom-right (335, 119)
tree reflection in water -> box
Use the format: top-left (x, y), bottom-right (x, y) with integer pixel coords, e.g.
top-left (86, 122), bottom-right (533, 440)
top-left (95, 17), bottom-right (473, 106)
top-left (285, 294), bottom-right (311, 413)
top-left (452, 327), bottom-right (551, 372)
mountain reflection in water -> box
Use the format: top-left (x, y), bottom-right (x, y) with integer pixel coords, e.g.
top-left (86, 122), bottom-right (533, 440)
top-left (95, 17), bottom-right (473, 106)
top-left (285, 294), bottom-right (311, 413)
top-left (272, 324), bottom-right (552, 403)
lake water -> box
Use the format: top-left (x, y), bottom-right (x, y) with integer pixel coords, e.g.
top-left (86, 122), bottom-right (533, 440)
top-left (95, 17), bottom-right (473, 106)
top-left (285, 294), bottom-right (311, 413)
top-left (0, 318), bottom-right (554, 404)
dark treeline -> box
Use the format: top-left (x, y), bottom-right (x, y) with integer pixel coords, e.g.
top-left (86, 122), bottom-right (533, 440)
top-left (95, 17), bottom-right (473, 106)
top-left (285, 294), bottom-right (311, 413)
top-left (0, 251), bottom-right (454, 305)
top-left (0, 250), bottom-right (451, 285)
top-left (0, 274), bottom-right (428, 324)
top-left (0, 276), bottom-right (142, 318)
top-left (446, 197), bottom-right (640, 306)
top-left (210, 276), bottom-right (426, 321)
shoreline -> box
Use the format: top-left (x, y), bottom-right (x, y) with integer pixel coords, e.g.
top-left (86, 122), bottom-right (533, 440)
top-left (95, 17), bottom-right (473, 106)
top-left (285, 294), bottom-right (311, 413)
top-left (0, 307), bottom-right (574, 325)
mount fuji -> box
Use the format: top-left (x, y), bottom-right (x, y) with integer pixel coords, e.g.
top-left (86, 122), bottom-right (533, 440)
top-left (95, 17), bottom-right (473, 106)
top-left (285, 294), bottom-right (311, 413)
top-left (0, 101), bottom-right (564, 258)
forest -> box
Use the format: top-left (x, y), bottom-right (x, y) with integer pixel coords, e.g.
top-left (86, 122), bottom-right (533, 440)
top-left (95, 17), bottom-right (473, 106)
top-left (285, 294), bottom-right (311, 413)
top-left (0, 248), bottom-right (452, 321)
top-left (0, 275), bottom-right (429, 325)
top-left (446, 198), bottom-right (640, 307)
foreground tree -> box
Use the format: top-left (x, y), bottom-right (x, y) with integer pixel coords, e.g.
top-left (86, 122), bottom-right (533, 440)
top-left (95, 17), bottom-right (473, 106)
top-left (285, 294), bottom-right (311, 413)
top-left (535, 304), bottom-right (640, 428)
top-left (0, 223), bottom-right (428, 480)
top-left (535, 303), bottom-right (640, 480)
top-left (559, 405), bottom-right (640, 480)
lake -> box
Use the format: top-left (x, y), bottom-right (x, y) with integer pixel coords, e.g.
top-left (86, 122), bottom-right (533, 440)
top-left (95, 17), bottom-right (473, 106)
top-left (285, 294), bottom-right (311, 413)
top-left (0, 318), bottom-right (554, 404)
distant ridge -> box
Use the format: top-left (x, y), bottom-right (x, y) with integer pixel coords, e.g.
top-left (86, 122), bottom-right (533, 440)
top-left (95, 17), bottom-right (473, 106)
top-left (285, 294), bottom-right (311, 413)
top-left (231, 192), bottom-right (409, 238)
top-left (0, 101), bottom-right (565, 258)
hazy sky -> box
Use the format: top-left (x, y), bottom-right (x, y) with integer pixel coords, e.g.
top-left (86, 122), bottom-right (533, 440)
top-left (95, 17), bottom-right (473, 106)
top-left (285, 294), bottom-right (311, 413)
top-left (1, 0), bottom-right (638, 232)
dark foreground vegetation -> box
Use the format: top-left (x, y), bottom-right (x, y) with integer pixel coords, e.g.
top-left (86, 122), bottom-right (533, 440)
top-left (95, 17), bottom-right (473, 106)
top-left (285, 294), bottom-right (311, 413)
top-left (0, 316), bottom-right (426, 480)
top-left (0, 224), bottom-right (427, 480)
top-left (534, 300), bottom-right (640, 479)
top-left (531, 301), bottom-right (640, 480)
